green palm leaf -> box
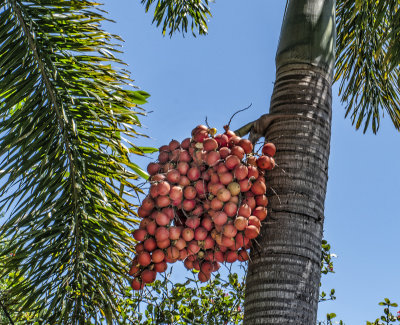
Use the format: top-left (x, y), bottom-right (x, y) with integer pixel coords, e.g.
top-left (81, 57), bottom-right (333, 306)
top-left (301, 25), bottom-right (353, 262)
top-left (0, 0), bottom-right (153, 323)
top-left (336, 0), bottom-right (400, 133)
top-left (141, 0), bottom-right (212, 36)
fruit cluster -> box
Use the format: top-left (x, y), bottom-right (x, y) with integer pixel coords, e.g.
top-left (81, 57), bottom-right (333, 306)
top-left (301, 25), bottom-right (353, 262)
top-left (129, 125), bottom-right (276, 290)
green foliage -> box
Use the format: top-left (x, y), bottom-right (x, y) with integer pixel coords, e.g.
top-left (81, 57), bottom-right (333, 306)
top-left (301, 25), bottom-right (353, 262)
top-left (0, 1), bottom-right (154, 323)
top-left (115, 269), bottom-right (244, 324)
top-left (140, 0), bottom-right (212, 36)
top-left (367, 299), bottom-right (400, 325)
top-left (336, 0), bottom-right (400, 133)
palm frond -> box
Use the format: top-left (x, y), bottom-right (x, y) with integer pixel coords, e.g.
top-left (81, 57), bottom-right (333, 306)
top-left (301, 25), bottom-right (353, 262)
top-left (141, 0), bottom-right (212, 36)
top-left (336, 0), bottom-right (400, 133)
top-left (0, 0), bottom-right (153, 323)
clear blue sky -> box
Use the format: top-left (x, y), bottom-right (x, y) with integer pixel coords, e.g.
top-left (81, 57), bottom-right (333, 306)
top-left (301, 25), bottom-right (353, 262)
top-left (102, 1), bottom-right (400, 323)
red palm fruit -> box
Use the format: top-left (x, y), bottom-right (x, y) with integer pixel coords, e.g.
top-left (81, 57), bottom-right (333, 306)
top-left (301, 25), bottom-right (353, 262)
top-left (234, 216), bottom-right (248, 231)
top-left (232, 233), bottom-right (246, 250)
top-left (141, 269), bottom-right (157, 284)
top-left (238, 249), bottom-right (250, 262)
top-left (210, 197), bottom-right (224, 210)
top-left (162, 207), bottom-right (174, 219)
top-left (231, 146), bottom-right (245, 160)
top-left (137, 251), bottom-right (151, 267)
top-left (179, 249), bottom-right (188, 260)
top-left (179, 176), bottom-right (190, 187)
top-left (203, 138), bottom-right (218, 151)
top-left (229, 136), bottom-right (241, 147)
top-left (149, 183), bottom-right (159, 198)
top-left (244, 225), bottom-right (260, 239)
top-left (210, 183), bottom-right (225, 196)
top-left (217, 188), bottom-right (231, 202)
top-left (187, 167), bottom-right (201, 181)
top-left (179, 150), bottom-right (191, 162)
top-left (135, 243), bottom-right (145, 254)
top-left (181, 138), bottom-right (191, 149)
top-left (225, 155), bottom-right (241, 170)
top-left (229, 195), bottom-right (239, 204)
top-left (144, 238), bottom-right (157, 252)
top-left (221, 235), bottom-right (235, 248)
top-left (249, 216), bottom-right (261, 228)
top-left (214, 224), bottom-right (223, 233)
top-left (131, 278), bottom-right (144, 290)
top-left (195, 181), bottom-right (207, 198)
top-left (219, 172), bottom-right (234, 185)
top-left (154, 261), bottom-right (168, 273)
top-left (192, 205), bottom-right (204, 217)
top-left (212, 211), bottom-right (228, 226)
top-left (238, 139), bottom-right (253, 154)
top-left (157, 181), bottom-right (171, 196)
top-left (234, 164), bottom-right (248, 181)
top-left (159, 144), bottom-right (169, 152)
top-left (219, 245), bottom-right (228, 253)
top-left (223, 202), bottom-right (238, 217)
top-left (239, 178), bottom-right (252, 192)
top-left (251, 179), bottom-right (266, 195)
top-left (182, 228), bottom-right (195, 242)
top-left (238, 204), bottom-right (252, 218)
top-left (158, 151), bottom-right (169, 163)
top-left (262, 142), bottom-right (276, 156)
top-left (183, 186), bottom-right (196, 200)
top-left (253, 206), bottom-right (268, 221)
top-left (201, 171), bottom-right (211, 183)
top-left (169, 139), bottom-right (180, 151)
top-left (256, 156), bottom-right (273, 170)
top-left (155, 212), bottom-right (169, 226)
top-left (151, 249), bottom-right (165, 263)
top-left (161, 162), bottom-right (173, 173)
top-left (193, 260), bottom-right (201, 271)
top-left (244, 196), bottom-right (256, 210)
top-left (185, 216), bottom-right (200, 229)
top-left (224, 129), bottom-right (236, 139)
top-left (219, 147), bottom-right (231, 159)
top-left (169, 186), bottom-right (183, 202)
top-left (186, 255), bottom-right (196, 262)
top-left (193, 130), bottom-right (208, 143)
top-left (146, 220), bottom-right (157, 236)
top-left (217, 163), bottom-right (229, 174)
top-left (155, 227), bottom-right (169, 241)
top-left (169, 149), bottom-right (180, 162)
top-left (166, 246), bottom-right (180, 261)
top-left (194, 227), bottom-right (208, 241)
top-left (139, 218), bottom-right (151, 229)
top-left (212, 261), bottom-right (221, 271)
top-left (132, 229), bottom-right (147, 242)
top-left (212, 251), bottom-right (224, 263)
top-left (201, 216), bottom-right (213, 231)
top-left (215, 134), bottom-right (228, 147)
top-left (157, 239), bottom-right (171, 249)
top-left (169, 226), bottom-right (182, 240)
top-left (156, 195), bottom-right (171, 208)
top-left (198, 271), bottom-right (211, 283)
top-left (206, 151), bottom-right (220, 167)
top-left (177, 162), bottom-right (189, 177)
top-left (128, 263), bottom-right (140, 276)
top-left (226, 182), bottom-right (240, 196)
top-left (209, 172), bottom-right (219, 184)
top-left (182, 199), bottom-right (196, 211)
top-left (210, 228), bottom-right (218, 240)
top-left (184, 259), bottom-right (194, 270)
top-left (223, 224), bottom-right (237, 238)
top-left (142, 196), bottom-right (155, 211)
top-left (166, 169), bottom-right (180, 184)
top-left (173, 238), bottom-right (187, 250)
top-left (247, 165), bottom-right (259, 179)
top-left (138, 206), bottom-right (151, 218)
top-left (187, 241), bottom-right (200, 255)
top-left (255, 195), bottom-right (269, 207)
top-left (225, 250), bottom-right (238, 263)
top-left (201, 261), bottom-right (213, 274)
top-left (204, 236), bottom-right (215, 250)
top-left (147, 162), bottom-right (160, 176)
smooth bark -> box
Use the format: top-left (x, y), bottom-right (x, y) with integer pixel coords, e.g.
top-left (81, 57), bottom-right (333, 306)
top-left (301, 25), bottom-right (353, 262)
top-left (244, 0), bottom-right (335, 324)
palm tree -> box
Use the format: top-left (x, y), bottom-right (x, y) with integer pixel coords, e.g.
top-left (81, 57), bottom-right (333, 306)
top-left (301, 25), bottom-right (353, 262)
top-left (141, 0), bottom-right (400, 324)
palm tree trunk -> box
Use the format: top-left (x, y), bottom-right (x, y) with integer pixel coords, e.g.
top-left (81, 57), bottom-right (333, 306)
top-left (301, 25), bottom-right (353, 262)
top-left (244, 0), bottom-right (335, 324)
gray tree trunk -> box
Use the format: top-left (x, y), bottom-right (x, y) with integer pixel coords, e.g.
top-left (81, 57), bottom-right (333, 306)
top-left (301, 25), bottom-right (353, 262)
top-left (244, 0), bottom-right (335, 324)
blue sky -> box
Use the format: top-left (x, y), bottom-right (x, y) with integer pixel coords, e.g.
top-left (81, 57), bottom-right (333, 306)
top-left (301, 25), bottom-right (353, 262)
top-left (102, 1), bottom-right (400, 323)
